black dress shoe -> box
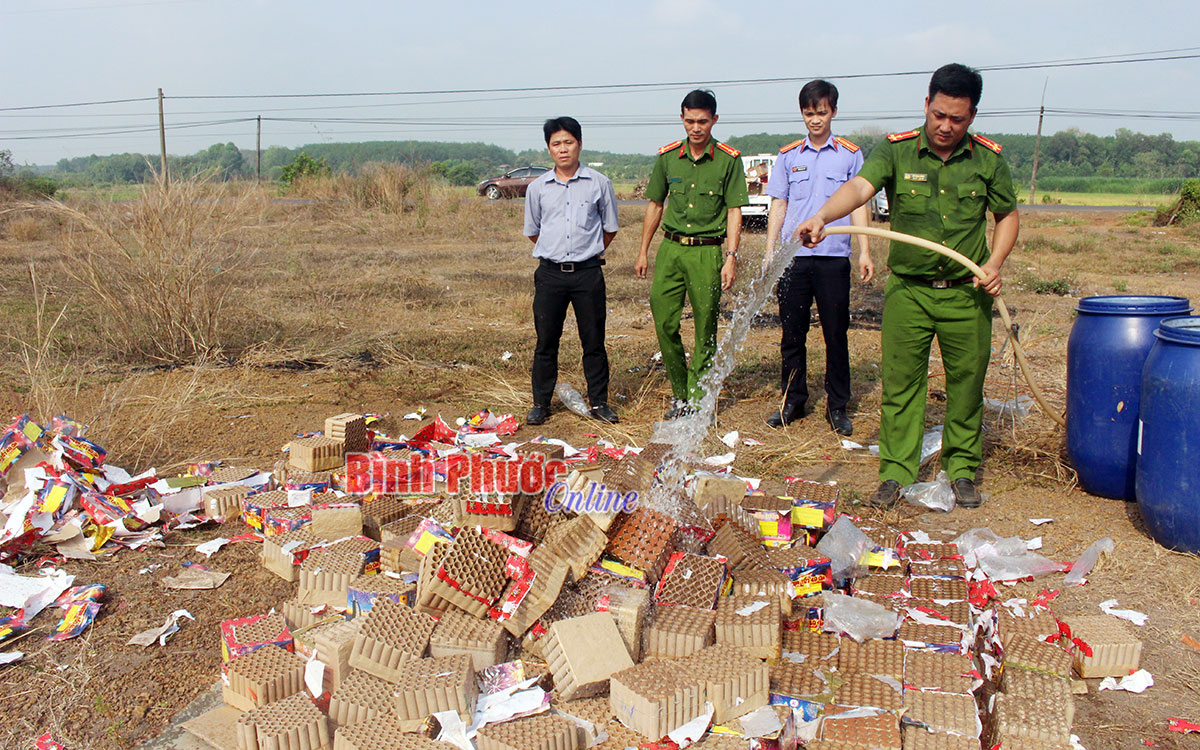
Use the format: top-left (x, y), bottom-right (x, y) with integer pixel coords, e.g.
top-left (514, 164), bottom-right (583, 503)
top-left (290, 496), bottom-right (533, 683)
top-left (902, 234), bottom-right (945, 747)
top-left (526, 405), bottom-right (550, 425)
top-left (766, 402), bottom-right (803, 428)
top-left (590, 404), bottom-right (619, 423)
top-left (951, 478), bottom-right (983, 508)
top-left (867, 479), bottom-right (901, 508)
top-left (825, 407), bottom-right (853, 436)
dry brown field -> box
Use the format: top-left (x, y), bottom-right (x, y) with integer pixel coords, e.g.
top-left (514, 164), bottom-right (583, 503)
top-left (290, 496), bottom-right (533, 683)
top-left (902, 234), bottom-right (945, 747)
top-left (1, 172), bottom-right (1199, 749)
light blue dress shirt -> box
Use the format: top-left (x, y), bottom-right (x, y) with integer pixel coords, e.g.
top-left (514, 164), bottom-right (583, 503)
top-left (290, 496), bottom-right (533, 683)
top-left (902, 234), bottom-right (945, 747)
top-left (523, 165), bottom-right (619, 263)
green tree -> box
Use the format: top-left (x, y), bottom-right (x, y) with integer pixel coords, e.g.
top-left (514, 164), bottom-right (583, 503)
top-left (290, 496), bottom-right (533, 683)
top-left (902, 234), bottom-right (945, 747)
top-left (279, 151), bottom-right (330, 186)
top-left (0, 149), bottom-right (14, 179)
top-left (445, 162), bottom-right (478, 186)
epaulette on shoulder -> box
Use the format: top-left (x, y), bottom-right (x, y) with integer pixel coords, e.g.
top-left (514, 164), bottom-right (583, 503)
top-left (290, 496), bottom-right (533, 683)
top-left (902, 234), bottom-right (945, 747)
top-left (716, 141), bottom-right (741, 158)
top-left (971, 133), bottom-right (1003, 153)
top-left (778, 139), bottom-right (804, 154)
top-left (834, 136), bottom-right (860, 153)
top-left (658, 140), bottom-right (683, 155)
top-left (886, 130), bottom-right (919, 143)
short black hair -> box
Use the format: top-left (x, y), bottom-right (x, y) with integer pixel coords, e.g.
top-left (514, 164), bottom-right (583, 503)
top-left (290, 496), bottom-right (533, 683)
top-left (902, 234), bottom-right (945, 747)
top-left (799, 80), bottom-right (838, 110)
top-left (543, 116), bottom-right (582, 145)
top-left (928, 63), bottom-right (983, 110)
top-left (680, 89), bottom-right (717, 116)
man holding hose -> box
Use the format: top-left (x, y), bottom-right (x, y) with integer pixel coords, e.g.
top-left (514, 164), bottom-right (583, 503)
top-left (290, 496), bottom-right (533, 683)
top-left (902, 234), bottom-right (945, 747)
top-left (794, 63), bottom-right (1019, 509)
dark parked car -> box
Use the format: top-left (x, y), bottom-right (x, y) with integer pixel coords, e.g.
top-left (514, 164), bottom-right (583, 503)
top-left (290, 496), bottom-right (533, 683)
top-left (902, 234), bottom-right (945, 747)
top-left (477, 166), bottom-right (549, 199)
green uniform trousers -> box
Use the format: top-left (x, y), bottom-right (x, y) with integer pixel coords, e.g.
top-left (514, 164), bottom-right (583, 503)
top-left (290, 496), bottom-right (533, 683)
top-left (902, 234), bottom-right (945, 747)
top-left (649, 239), bottom-right (723, 404)
top-left (879, 274), bottom-right (993, 485)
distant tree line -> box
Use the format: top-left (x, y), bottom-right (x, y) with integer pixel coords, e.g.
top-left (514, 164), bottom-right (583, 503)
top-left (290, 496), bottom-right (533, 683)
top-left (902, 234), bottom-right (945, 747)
top-left (0, 148), bottom-right (57, 198)
top-left (24, 127), bottom-right (1200, 194)
top-left (729, 127), bottom-right (1200, 193)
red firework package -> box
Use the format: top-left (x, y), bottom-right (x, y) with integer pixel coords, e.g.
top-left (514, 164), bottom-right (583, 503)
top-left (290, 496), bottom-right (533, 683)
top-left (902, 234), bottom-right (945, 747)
top-left (219, 613), bottom-right (293, 662)
top-left (0, 415), bottom-right (44, 476)
top-left (80, 492), bottom-right (134, 526)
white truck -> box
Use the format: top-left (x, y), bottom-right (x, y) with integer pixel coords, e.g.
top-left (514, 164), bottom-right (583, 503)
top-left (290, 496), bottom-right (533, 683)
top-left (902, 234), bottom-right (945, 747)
top-left (741, 153), bottom-right (776, 227)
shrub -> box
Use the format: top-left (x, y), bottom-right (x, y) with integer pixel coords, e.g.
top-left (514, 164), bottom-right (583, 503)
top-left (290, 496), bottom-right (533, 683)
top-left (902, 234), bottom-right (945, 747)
top-left (51, 173), bottom-right (263, 363)
top-left (280, 151), bottom-right (330, 186)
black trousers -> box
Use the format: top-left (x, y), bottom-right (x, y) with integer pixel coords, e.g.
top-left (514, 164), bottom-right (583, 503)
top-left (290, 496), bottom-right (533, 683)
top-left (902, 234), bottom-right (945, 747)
top-left (777, 255), bottom-right (851, 411)
top-left (532, 263), bottom-right (610, 407)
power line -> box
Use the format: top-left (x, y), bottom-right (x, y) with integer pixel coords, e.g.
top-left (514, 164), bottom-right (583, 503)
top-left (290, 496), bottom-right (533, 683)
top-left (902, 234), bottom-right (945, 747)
top-left (0, 96), bottom-right (156, 113)
top-left (4, 46), bottom-right (1198, 114)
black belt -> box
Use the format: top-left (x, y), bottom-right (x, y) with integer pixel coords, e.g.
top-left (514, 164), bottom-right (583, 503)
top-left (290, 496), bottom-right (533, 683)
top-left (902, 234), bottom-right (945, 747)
top-left (539, 256), bottom-right (604, 273)
top-left (896, 273), bottom-right (973, 289)
top-left (664, 231), bottom-right (725, 247)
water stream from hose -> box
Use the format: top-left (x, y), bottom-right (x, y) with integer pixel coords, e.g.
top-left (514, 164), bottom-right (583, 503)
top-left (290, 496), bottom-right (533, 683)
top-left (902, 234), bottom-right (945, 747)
top-left (642, 225), bottom-right (1063, 520)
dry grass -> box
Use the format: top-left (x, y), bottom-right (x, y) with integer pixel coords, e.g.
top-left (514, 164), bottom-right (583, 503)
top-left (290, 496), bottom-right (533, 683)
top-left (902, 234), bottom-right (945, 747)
top-left (285, 165), bottom-right (524, 240)
top-left (4, 215), bottom-right (45, 242)
top-left (2, 264), bottom-right (82, 424)
top-left (48, 173), bottom-right (266, 364)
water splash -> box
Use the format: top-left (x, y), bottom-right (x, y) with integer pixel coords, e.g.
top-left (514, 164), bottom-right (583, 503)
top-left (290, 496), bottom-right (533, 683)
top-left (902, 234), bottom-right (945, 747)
top-left (646, 235), bottom-right (806, 517)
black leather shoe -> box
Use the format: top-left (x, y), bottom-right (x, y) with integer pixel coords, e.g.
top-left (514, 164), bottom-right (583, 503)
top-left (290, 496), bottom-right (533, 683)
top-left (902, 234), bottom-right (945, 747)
top-left (765, 402), bottom-right (803, 428)
top-left (867, 480), bottom-right (901, 508)
top-left (526, 405), bottom-right (550, 426)
top-left (951, 478), bottom-right (983, 508)
top-left (825, 407), bottom-right (853, 436)
top-left (590, 404), bottom-right (619, 423)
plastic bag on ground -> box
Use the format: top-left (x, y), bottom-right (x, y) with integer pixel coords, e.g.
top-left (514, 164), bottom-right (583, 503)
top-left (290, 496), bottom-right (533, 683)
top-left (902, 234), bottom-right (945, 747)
top-left (954, 527), bottom-right (1067, 581)
top-left (823, 591), bottom-right (900, 642)
top-left (901, 471), bottom-right (954, 512)
top-left (1064, 537), bottom-right (1114, 585)
top-left (816, 516), bottom-right (873, 581)
top-left (554, 383), bottom-right (591, 417)
top-left (985, 395), bottom-right (1033, 418)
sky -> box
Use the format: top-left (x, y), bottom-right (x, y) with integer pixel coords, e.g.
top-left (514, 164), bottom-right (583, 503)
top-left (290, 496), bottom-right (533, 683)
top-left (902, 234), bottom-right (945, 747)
top-left (3, 0), bottom-right (1200, 166)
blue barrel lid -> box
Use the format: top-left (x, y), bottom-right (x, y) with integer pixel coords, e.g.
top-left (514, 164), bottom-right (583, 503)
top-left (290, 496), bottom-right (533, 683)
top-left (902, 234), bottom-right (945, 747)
top-left (1076, 295), bottom-right (1192, 315)
top-left (1156, 315), bottom-right (1200, 345)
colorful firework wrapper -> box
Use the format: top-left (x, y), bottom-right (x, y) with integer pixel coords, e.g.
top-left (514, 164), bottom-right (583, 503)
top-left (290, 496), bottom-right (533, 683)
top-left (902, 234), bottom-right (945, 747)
top-left (0, 615), bottom-right (28, 643)
top-left (47, 600), bottom-right (101, 641)
top-left (79, 492), bottom-right (134, 526)
top-left (49, 415), bottom-right (88, 438)
top-left (35, 479), bottom-right (78, 521)
top-left (404, 517), bottom-right (453, 557)
top-left (219, 613), bottom-right (293, 662)
top-left (0, 415), bottom-right (44, 476)
top-left (52, 433), bottom-right (106, 470)
top-left (790, 499), bottom-right (836, 531)
top-left (35, 733), bottom-right (67, 750)
top-left (477, 660), bottom-right (528, 695)
top-left (593, 557), bottom-right (647, 587)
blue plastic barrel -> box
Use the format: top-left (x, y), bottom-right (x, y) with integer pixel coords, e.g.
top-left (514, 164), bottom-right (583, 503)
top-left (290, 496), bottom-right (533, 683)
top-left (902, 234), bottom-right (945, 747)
top-left (1136, 316), bottom-right (1200, 553)
top-left (1067, 295), bottom-right (1192, 499)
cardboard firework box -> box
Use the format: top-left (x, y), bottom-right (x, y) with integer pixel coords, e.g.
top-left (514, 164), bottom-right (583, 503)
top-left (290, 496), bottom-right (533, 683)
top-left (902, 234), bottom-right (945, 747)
top-left (220, 613), bottom-right (293, 662)
top-left (766, 545), bottom-right (833, 601)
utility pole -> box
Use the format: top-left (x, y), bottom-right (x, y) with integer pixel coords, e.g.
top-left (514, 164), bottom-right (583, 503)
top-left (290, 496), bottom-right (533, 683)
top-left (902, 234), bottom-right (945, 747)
top-left (1028, 78), bottom-right (1048, 204)
top-left (256, 115), bottom-right (262, 182)
top-left (158, 87), bottom-right (169, 187)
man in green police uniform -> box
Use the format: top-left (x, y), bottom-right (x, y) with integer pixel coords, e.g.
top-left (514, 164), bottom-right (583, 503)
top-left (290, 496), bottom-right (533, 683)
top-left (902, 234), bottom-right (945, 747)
top-left (636, 89), bottom-right (749, 419)
top-left (794, 63), bottom-right (1019, 509)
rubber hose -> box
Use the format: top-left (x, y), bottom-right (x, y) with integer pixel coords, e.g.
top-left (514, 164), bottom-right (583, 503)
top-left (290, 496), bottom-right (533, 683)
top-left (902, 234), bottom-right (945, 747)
top-left (824, 225), bottom-right (1066, 428)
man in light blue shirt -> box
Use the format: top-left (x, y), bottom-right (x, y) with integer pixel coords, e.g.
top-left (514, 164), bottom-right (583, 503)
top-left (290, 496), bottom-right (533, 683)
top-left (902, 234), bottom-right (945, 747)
top-left (762, 80), bottom-right (873, 435)
top-left (523, 116), bottom-right (620, 426)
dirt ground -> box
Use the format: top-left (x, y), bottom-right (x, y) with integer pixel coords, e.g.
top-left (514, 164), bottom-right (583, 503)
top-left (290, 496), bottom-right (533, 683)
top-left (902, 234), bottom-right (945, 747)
top-left (1, 188), bottom-right (1199, 749)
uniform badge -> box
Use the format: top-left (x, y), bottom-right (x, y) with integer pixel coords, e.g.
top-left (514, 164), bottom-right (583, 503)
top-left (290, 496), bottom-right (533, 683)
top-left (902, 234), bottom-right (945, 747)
top-left (667, 176), bottom-right (682, 183)
top-left (792, 165), bottom-right (808, 172)
top-left (904, 173), bottom-right (928, 182)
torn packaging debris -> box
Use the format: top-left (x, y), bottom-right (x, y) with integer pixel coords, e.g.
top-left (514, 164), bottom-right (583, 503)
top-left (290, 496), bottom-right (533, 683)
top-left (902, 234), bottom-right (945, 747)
top-left (18, 406), bottom-right (1123, 748)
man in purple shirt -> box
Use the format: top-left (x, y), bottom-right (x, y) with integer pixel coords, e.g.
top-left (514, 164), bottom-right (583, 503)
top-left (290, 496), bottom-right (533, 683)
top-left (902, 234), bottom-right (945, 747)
top-left (523, 116), bottom-right (620, 426)
top-left (762, 80), bottom-right (873, 435)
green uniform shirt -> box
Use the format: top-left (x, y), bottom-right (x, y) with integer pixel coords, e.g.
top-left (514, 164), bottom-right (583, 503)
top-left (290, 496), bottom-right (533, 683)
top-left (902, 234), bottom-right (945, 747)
top-left (858, 127), bottom-right (1017, 280)
top-left (645, 139), bottom-right (749, 237)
